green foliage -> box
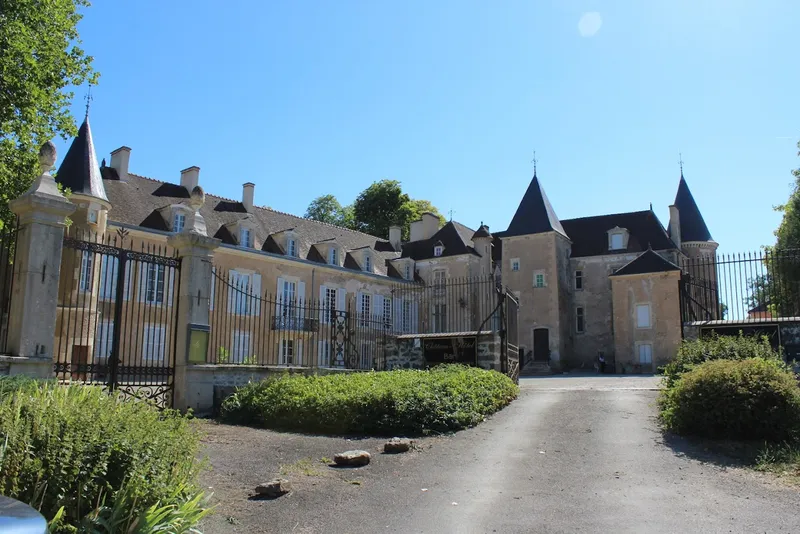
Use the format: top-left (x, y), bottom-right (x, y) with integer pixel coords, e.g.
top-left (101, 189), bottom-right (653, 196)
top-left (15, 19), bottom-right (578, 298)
top-left (0, 375), bottom-right (45, 398)
top-left (305, 194), bottom-right (350, 227)
top-left (0, 383), bottom-right (205, 531)
top-left (220, 365), bottom-right (518, 436)
top-left (0, 0), bottom-right (98, 225)
top-left (661, 333), bottom-right (782, 389)
top-left (408, 199), bottom-right (446, 227)
top-left (659, 358), bottom-right (800, 442)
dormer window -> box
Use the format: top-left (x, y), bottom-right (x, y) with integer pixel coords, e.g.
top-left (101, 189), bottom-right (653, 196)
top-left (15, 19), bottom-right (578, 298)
top-left (364, 254), bottom-right (372, 272)
top-left (240, 228), bottom-right (251, 248)
top-left (608, 227), bottom-right (628, 251)
top-left (433, 245), bottom-right (444, 257)
top-left (404, 263), bottom-right (411, 280)
top-left (173, 212), bottom-right (185, 233)
top-left (329, 247), bottom-right (338, 265)
top-left (287, 238), bottom-right (297, 257)
top-left (610, 233), bottom-right (624, 250)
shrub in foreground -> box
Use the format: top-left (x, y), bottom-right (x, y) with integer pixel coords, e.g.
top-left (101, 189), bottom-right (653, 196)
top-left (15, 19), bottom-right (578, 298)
top-left (220, 365), bottom-right (519, 435)
top-left (659, 358), bottom-right (800, 442)
top-left (661, 333), bottom-right (782, 388)
top-left (0, 383), bottom-right (206, 533)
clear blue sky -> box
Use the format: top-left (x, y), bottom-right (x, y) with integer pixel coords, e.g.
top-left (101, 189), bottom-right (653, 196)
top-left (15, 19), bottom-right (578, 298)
top-left (57, 0), bottom-right (799, 254)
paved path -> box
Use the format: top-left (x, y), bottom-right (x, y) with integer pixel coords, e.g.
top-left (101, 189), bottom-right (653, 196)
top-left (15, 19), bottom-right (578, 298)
top-left (202, 375), bottom-right (799, 534)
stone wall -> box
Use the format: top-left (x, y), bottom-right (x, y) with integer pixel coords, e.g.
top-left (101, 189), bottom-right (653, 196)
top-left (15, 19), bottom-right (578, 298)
top-left (384, 333), bottom-right (502, 371)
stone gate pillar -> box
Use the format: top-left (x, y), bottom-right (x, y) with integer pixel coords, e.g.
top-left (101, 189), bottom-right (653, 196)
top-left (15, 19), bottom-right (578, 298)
top-left (167, 186), bottom-right (220, 411)
top-left (5, 142), bottom-right (75, 376)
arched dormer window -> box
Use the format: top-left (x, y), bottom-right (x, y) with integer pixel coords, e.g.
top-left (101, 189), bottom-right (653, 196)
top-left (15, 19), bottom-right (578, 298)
top-left (433, 241), bottom-right (444, 257)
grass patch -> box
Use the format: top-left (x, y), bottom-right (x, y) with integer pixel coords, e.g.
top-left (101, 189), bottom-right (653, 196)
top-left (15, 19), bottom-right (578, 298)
top-left (756, 443), bottom-right (800, 482)
top-left (279, 458), bottom-right (323, 477)
top-left (220, 365), bottom-right (518, 436)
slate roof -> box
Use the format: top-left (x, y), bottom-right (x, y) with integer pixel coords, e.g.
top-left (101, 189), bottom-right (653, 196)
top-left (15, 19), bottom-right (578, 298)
top-left (101, 171), bottom-right (401, 277)
top-left (611, 248), bottom-right (681, 277)
top-left (400, 220), bottom-right (480, 260)
top-left (472, 224), bottom-right (492, 239)
top-left (672, 175), bottom-right (713, 242)
top-left (504, 174), bottom-right (567, 238)
top-left (560, 210), bottom-right (676, 258)
top-left (55, 116), bottom-right (108, 201)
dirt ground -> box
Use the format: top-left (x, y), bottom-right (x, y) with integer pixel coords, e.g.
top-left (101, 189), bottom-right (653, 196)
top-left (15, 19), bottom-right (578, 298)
top-left (197, 421), bottom-right (443, 534)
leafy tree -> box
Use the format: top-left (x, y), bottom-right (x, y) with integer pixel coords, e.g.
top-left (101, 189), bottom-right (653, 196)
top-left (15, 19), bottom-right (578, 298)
top-left (305, 194), bottom-right (346, 225)
top-left (408, 199), bottom-right (445, 227)
top-left (0, 0), bottom-right (98, 226)
top-left (352, 179), bottom-right (418, 239)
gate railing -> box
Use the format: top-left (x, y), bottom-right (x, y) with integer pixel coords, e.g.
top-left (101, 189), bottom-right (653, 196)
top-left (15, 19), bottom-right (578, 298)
top-left (0, 220), bottom-right (18, 354)
top-left (208, 267), bottom-right (390, 369)
top-left (54, 230), bottom-right (180, 408)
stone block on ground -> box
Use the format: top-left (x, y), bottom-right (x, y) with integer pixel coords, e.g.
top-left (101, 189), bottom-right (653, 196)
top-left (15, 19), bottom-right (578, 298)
top-left (383, 437), bottom-right (412, 454)
top-left (255, 478), bottom-right (292, 498)
top-left (334, 450), bottom-right (371, 467)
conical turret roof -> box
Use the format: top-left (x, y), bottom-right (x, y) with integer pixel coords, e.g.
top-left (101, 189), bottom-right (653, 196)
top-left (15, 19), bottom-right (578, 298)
top-left (504, 174), bottom-right (567, 238)
top-left (55, 115), bottom-right (108, 202)
top-left (671, 175), bottom-right (712, 242)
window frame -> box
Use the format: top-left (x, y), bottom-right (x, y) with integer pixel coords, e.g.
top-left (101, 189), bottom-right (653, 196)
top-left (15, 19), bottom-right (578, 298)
top-left (240, 227), bottom-right (252, 248)
top-left (79, 250), bottom-right (93, 292)
top-left (432, 303), bottom-right (447, 333)
top-left (287, 238), bottom-right (297, 257)
top-left (329, 246), bottom-right (338, 265)
top-left (142, 325), bottom-right (167, 362)
top-left (279, 339), bottom-right (294, 365)
top-left (511, 258), bottom-right (520, 272)
top-left (173, 212), bottom-right (186, 233)
top-left (404, 263), bottom-right (411, 280)
top-left (609, 232), bottom-right (625, 250)
top-left (433, 245), bottom-right (444, 257)
top-left (533, 271), bottom-right (546, 288)
top-left (145, 263), bottom-right (166, 305)
top-left (364, 254), bottom-right (372, 272)
top-left (359, 293), bottom-right (371, 327)
top-left (231, 330), bottom-right (252, 363)
top-left (638, 343), bottom-right (653, 365)
top-left (576, 306), bottom-right (585, 333)
top-left (575, 269), bottom-right (583, 290)
top-left (382, 296), bottom-right (392, 327)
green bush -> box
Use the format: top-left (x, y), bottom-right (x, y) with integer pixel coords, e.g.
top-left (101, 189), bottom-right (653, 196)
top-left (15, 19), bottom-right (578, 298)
top-left (659, 358), bottom-right (800, 442)
top-left (0, 383), bottom-right (206, 533)
top-left (220, 365), bottom-right (519, 436)
top-left (661, 333), bottom-right (782, 388)
top-left (0, 375), bottom-right (46, 398)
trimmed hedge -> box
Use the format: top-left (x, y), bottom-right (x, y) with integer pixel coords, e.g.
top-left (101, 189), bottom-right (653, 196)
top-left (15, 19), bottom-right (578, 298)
top-left (220, 365), bottom-right (519, 435)
top-left (0, 382), bottom-right (206, 533)
top-left (659, 358), bottom-right (800, 442)
top-left (661, 333), bottom-right (782, 388)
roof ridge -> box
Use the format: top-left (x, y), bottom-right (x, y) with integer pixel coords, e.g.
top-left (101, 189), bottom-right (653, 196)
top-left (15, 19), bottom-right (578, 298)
top-left (561, 209), bottom-right (652, 223)
top-left (124, 173), bottom-right (389, 242)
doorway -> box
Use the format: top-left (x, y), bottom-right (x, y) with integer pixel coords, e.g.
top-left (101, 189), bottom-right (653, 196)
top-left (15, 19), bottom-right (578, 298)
top-left (533, 328), bottom-right (549, 362)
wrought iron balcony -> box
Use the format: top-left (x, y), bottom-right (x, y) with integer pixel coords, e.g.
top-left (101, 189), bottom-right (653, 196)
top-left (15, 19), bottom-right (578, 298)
top-left (271, 315), bottom-right (319, 332)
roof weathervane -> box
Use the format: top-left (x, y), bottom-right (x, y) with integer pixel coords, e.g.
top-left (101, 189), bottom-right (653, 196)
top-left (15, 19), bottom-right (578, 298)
top-left (531, 150), bottom-right (538, 177)
top-left (679, 152), bottom-right (684, 177)
top-left (84, 84), bottom-right (93, 119)
top-left (448, 209), bottom-right (455, 221)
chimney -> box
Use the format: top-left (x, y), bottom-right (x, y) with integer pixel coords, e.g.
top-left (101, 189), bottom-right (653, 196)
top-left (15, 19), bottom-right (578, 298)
top-left (110, 146), bottom-right (131, 180)
top-left (669, 205), bottom-right (681, 249)
top-left (410, 220), bottom-right (424, 242)
top-left (180, 166), bottom-right (200, 191)
top-left (421, 212), bottom-right (439, 240)
top-left (242, 182), bottom-right (255, 212)
top-left (389, 225), bottom-right (402, 251)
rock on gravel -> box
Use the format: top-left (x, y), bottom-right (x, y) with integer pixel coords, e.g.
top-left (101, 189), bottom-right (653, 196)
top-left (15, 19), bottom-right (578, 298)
top-left (384, 438), bottom-right (412, 454)
top-left (255, 478), bottom-right (292, 497)
top-left (334, 450), bottom-right (371, 467)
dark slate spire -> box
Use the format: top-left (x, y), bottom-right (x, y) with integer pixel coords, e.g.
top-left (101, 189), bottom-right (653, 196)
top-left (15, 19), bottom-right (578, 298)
top-left (671, 175), bottom-right (712, 242)
top-left (55, 115), bottom-right (108, 202)
top-left (472, 223), bottom-right (492, 239)
top-left (504, 173), bottom-right (567, 238)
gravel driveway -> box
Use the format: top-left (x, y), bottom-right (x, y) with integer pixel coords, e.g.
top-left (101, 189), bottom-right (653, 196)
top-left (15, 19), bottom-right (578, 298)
top-left (199, 375), bottom-right (799, 534)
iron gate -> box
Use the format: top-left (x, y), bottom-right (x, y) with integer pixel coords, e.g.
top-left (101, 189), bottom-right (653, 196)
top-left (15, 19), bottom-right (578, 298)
top-left (0, 221), bottom-right (18, 354)
top-left (54, 230), bottom-right (180, 408)
top-left (500, 289), bottom-right (520, 383)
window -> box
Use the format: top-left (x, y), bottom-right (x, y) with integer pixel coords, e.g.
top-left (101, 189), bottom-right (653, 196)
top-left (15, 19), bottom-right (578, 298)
top-left (280, 339), bottom-right (294, 365)
top-left (639, 343), bottom-right (653, 365)
top-left (329, 247), bottom-right (338, 265)
top-left (533, 271), bottom-right (545, 288)
top-left (240, 228), bottom-right (251, 248)
top-left (79, 251), bottom-right (93, 291)
top-left (434, 245), bottom-right (443, 257)
top-left (142, 325), bottom-right (166, 361)
top-left (575, 270), bottom-right (583, 290)
top-left (364, 254), bottom-right (372, 272)
top-left (402, 299), bottom-right (412, 333)
top-left (94, 320), bottom-right (113, 360)
top-left (281, 280), bottom-right (297, 316)
top-left (511, 259), bottom-right (520, 272)
top-left (576, 307), bottom-right (585, 333)
top-left (383, 297), bottom-right (392, 326)
top-left (432, 303), bottom-right (447, 333)
top-left (232, 272), bottom-right (253, 315)
top-left (173, 212), bottom-right (186, 233)
top-left (404, 263), bottom-right (411, 280)
top-left (231, 330), bottom-right (251, 363)
top-left (99, 256), bottom-right (118, 299)
top-left (636, 303), bottom-right (651, 328)
top-left (359, 293), bottom-right (371, 326)
top-left (323, 287), bottom-right (337, 323)
top-left (88, 208), bottom-right (99, 224)
top-left (610, 232), bottom-right (624, 250)
top-left (287, 238), bottom-right (297, 257)
top-left (145, 264), bottom-right (166, 304)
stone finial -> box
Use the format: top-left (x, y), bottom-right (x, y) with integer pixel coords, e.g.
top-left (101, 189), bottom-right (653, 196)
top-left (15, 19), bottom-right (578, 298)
top-left (38, 141), bottom-right (57, 173)
top-left (190, 185), bottom-right (205, 211)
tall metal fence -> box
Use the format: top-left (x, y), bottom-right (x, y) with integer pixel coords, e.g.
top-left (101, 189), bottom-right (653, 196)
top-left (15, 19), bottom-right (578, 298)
top-left (0, 221), bottom-right (17, 354)
top-left (207, 269), bottom-right (502, 369)
top-left (681, 248), bottom-right (800, 323)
